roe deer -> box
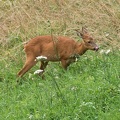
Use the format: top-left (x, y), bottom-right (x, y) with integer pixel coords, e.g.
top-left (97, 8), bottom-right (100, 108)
top-left (18, 27), bottom-right (99, 77)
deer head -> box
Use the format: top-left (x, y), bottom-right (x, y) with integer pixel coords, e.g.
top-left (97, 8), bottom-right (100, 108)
top-left (76, 27), bottom-right (99, 51)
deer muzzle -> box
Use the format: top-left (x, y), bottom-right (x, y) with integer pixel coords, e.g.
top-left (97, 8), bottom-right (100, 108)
top-left (94, 46), bottom-right (99, 51)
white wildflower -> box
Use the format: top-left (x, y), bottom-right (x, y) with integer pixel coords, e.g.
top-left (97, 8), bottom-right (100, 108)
top-left (105, 49), bottom-right (111, 54)
top-left (55, 76), bottom-right (59, 79)
top-left (28, 73), bottom-right (32, 79)
top-left (84, 102), bottom-right (93, 106)
top-left (29, 114), bottom-right (33, 119)
top-left (99, 49), bottom-right (104, 54)
top-left (105, 33), bottom-right (109, 37)
top-left (34, 70), bottom-right (43, 75)
top-left (71, 86), bottom-right (77, 91)
top-left (80, 102), bottom-right (96, 109)
top-left (35, 56), bottom-right (47, 61)
top-left (100, 49), bottom-right (111, 55)
top-left (39, 83), bottom-right (44, 86)
top-left (75, 58), bottom-right (78, 62)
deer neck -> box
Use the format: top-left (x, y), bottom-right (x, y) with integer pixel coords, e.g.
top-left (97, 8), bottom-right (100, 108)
top-left (75, 42), bottom-right (88, 55)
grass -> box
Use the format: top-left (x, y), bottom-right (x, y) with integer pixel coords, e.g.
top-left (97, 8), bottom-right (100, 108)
top-left (0, 49), bottom-right (120, 120)
top-left (0, 0), bottom-right (120, 120)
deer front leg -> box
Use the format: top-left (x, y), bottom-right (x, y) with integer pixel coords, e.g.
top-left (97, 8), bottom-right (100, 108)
top-left (61, 58), bottom-right (76, 70)
top-left (61, 59), bottom-right (70, 70)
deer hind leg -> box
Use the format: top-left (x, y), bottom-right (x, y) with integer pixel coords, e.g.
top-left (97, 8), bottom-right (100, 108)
top-left (18, 56), bottom-right (37, 77)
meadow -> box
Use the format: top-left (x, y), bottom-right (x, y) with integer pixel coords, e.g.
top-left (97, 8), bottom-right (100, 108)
top-left (0, 0), bottom-right (120, 120)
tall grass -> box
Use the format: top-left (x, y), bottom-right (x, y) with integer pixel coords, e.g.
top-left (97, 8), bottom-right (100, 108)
top-left (0, 0), bottom-right (120, 120)
top-left (0, 0), bottom-right (120, 48)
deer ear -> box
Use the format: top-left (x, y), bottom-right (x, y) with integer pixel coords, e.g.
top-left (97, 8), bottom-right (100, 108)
top-left (82, 27), bottom-right (88, 34)
top-left (75, 29), bottom-right (83, 38)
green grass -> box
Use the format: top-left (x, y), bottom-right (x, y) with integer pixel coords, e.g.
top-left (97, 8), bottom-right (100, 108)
top-left (0, 0), bottom-right (120, 119)
top-left (0, 49), bottom-right (120, 120)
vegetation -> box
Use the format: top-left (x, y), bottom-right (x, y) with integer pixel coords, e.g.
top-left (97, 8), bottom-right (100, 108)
top-left (0, 0), bottom-right (120, 120)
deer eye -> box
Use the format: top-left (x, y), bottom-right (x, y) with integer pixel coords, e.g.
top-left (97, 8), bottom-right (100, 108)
top-left (88, 41), bottom-right (91, 43)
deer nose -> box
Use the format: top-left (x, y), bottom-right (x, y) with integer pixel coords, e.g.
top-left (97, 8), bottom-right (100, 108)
top-left (94, 46), bottom-right (99, 51)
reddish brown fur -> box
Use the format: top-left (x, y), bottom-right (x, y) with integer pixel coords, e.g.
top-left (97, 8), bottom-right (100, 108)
top-left (18, 27), bottom-right (99, 78)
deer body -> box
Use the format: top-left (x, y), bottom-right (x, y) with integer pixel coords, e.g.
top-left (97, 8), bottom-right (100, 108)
top-left (26, 36), bottom-right (77, 61)
top-left (18, 28), bottom-right (99, 77)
